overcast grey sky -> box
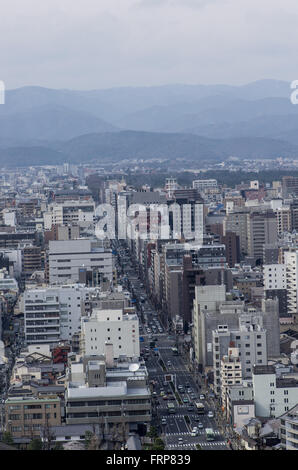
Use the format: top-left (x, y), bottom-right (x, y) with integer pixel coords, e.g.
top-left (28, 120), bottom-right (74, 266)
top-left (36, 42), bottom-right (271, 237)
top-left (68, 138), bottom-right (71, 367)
top-left (2, 0), bottom-right (298, 90)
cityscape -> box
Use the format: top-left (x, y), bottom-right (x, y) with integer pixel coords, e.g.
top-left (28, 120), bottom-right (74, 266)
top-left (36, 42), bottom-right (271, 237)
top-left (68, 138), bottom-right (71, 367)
top-left (0, 165), bottom-right (297, 454)
top-left (0, 0), bottom-right (298, 460)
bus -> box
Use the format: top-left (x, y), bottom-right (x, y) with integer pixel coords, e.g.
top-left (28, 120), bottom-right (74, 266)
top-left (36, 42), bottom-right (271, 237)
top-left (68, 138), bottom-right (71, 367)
top-left (171, 347), bottom-right (178, 356)
top-left (195, 402), bottom-right (205, 414)
top-left (205, 428), bottom-right (215, 441)
top-left (167, 402), bottom-right (176, 414)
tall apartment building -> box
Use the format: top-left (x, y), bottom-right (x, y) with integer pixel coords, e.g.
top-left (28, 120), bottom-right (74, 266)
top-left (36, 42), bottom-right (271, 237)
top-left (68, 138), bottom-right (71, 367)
top-left (253, 365), bottom-right (298, 418)
top-left (170, 189), bottom-right (204, 241)
top-left (23, 284), bottom-right (98, 345)
top-left (22, 245), bottom-right (42, 278)
top-left (220, 347), bottom-right (242, 408)
top-left (275, 207), bottom-right (292, 235)
top-left (247, 210), bottom-right (278, 264)
top-left (221, 231), bottom-right (240, 268)
top-left (212, 312), bottom-right (267, 396)
top-left (284, 249), bottom-right (298, 321)
top-left (192, 284), bottom-right (236, 366)
top-left (263, 264), bottom-right (288, 318)
top-left (224, 209), bottom-right (249, 258)
top-left (80, 308), bottom-right (140, 359)
top-left (48, 239), bottom-right (114, 285)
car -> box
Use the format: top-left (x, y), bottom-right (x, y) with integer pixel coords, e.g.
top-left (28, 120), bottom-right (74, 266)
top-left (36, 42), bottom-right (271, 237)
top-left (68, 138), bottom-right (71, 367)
top-left (199, 394), bottom-right (205, 400)
top-left (162, 395), bottom-right (168, 400)
top-left (190, 430), bottom-right (198, 437)
top-left (198, 422), bottom-right (204, 429)
top-left (167, 361), bottom-right (171, 366)
top-left (190, 394), bottom-right (196, 399)
top-left (178, 437), bottom-right (183, 443)
top-left (161, 419), bottom-right (167, 425)
top-left (208, 410), bottom-right (214, 418)
top-left (183, 397), bottom-right (189, 403)
top-left (194, 416), bottom-right (200, 422)
top-left (187, 406), bottom-right (194, 411)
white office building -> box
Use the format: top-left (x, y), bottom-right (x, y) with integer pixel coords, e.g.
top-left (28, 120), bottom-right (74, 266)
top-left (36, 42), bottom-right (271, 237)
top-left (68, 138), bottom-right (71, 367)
top-left (80, 308), bottom-right (140, 359)
top-left (23, 284), bottom-right (99, 345)
top-left (253, 365), bottom-right (298, 418)
top-left (43, 200), bottom-right (95, 230)
top-left (48, 239), bottom-right (114, 285)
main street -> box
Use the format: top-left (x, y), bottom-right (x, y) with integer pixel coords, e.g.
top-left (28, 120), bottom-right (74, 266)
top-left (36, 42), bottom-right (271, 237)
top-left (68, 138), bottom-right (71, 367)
top-left (113, 239), bottom-right (229, 451)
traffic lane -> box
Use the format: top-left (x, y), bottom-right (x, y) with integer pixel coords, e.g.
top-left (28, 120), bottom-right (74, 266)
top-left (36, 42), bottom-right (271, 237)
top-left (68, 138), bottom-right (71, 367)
top-left (163, 416), bottom-right (179, 434)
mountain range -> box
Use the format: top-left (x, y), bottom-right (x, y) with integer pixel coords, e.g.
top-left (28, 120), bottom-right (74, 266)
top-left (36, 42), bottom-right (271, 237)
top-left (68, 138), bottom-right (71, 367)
top-left (0, 79), bottom-right (298, 166)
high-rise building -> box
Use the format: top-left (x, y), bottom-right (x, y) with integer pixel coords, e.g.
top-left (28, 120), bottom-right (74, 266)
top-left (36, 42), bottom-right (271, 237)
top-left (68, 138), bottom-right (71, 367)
top-left (48, 239), bottom-right (114, 285)
top-left (80, 308), bottom-right (140, 359)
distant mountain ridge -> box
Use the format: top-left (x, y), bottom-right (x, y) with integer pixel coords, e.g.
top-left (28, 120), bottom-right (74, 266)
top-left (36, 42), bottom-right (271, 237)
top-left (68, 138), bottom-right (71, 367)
top-left (1, 130), bottom-right (298, 168)
top-left (0, 79), bottom-right (298, 166)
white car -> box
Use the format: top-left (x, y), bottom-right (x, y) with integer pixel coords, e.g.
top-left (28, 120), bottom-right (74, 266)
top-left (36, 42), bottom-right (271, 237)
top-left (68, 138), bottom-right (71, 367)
top-left (208, 410), bottom-right (214, 418)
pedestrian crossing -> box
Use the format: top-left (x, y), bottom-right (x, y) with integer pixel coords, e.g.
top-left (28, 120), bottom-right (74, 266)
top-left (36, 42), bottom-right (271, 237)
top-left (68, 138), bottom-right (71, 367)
top-left (156, 405), bottom-right (196, 410)
top-left (166, 430), bottom-right (221, 437)
top-left (167, 441), bottom-right (227, 449)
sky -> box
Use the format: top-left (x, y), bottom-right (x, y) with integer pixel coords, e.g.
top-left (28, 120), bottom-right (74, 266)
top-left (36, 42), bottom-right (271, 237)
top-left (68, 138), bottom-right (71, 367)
top-left (1, 0), bottom-right (298, 90)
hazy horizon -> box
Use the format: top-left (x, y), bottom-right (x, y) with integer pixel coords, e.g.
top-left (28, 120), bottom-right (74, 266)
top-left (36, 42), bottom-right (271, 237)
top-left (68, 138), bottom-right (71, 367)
top-left (4, 78), bottom-right (292, 93)
top-left (2, 1), bottom-right (298, 90)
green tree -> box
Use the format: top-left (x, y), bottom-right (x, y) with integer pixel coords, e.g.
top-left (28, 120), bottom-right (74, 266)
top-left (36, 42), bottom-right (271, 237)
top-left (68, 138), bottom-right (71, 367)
top-left (152, 438), bottom-right (165, 450)
top-left (27, 438), bottom-right (43, 450)
top-left (147, 426), bottom-right (159, 439)
top-left (84, 430), bottom-right (93, 449)
top-left (1, 431), bottom-right (14, 446)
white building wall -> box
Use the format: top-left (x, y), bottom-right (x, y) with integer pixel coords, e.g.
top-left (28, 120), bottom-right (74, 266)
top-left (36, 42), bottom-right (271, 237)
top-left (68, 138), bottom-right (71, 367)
top-left (263, 264), bottom-right (286, 290)
top-left (48, 239), bottom-right (114, 285)
top-left (253, 369), bottom-right (298, 418)
top-left (81, 309), bottom-right (140, 359)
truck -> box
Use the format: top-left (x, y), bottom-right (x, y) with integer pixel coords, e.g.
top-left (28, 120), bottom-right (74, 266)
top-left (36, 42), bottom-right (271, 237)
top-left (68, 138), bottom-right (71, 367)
top-left (195, 402), bottom-right (205, 414)
top-left (167, 402), bottom-right (176, 414)
top-left (205, 428), bottom-right (215, 441)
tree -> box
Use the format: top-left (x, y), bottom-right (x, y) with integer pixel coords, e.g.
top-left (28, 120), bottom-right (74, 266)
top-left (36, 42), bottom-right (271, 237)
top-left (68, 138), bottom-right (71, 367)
top-left (84, 430), bottom-right (93, 449)
top-left (1, 431), bottom-right (14, 446)
top-left (27, 438), bottom-right (43, 450)
top-left (152, 438), bottom-right (165, 450)
top-left (147, 426), bottom-right (159, 439)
